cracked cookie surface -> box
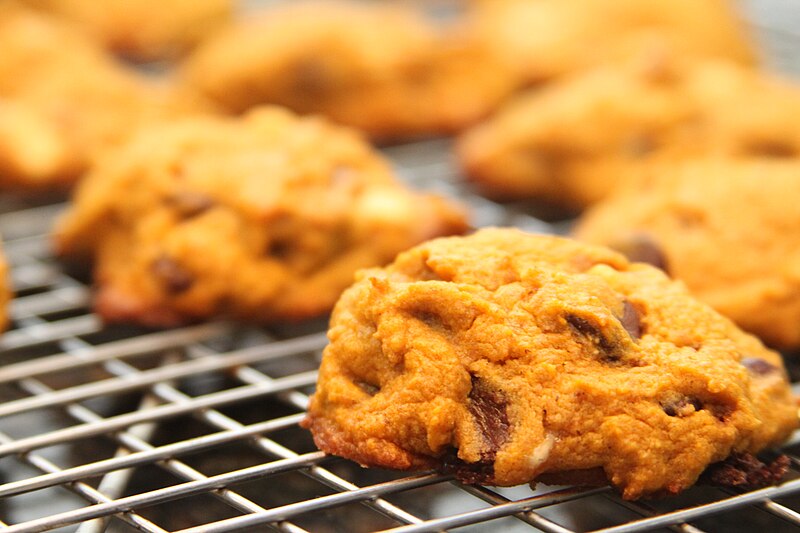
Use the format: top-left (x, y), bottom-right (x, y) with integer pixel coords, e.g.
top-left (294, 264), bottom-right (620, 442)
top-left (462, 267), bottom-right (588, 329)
top-left (303, 228), bottom-right (797, 499)
top-left (54, 106), bottom-right (468, 327)
top-left (575, 159), bottom-right (800, 350)
top-left (181, 1), bottom-right (516, 140)
top-left (458, 56), bottom-right (800, 212)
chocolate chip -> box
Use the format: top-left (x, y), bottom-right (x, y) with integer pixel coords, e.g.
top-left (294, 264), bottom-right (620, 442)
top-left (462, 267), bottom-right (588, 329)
top-left (566, 314), bottom-right (624, 361)
top-left (662, 395), bottom-right (733, 421)
top-left (354, 380), bottom-right (379, 396)
top-left (291, 59), bottom-right (335, 97)
top-left (468, 376), bottom-right (510, 461)
top-left (662, 396), bottom-right (702, 417)
top-left (610, 234), bottom-right (669, 273)
top-left (701, 453), bottom-right (789, 490)
top-left (166, 192), bottom-right (215, 219)
top-left (440, 448), bottom-right (495, 484)
top-left (745, 140), bottom-right (797, 158)
top-left (266, 239), bottom-right (292, 259)
top-left (741, 357), bottom-right (779, 376)
top-left (151, 256), bottom-right (194, 294)
top-left (412, 309), bottom-right (446, 330)
top-left (619, 300), bottom-right (642, 340)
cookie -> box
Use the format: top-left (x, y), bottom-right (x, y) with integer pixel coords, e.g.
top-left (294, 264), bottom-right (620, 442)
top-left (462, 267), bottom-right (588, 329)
top-left (574, 158), bottom-right (800, 350)
top-left (0, 4), bottom-right (209, 190)
top-left (466, 0), bottom-right (754, 84)
top-left (457, 55), bottom-right (800, 211)
top-left (21, 0), bottom-right (232, 61)
top-left (302, 228), bottom-right (798, 500)
top-left (181, 1), bottom-right (517, 140)
top-left (54, 107), bottom-right (469, 327)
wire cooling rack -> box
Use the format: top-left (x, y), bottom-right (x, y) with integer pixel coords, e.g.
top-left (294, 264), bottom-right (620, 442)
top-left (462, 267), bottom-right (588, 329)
top-left (2, 1), bottom-right (800, 532)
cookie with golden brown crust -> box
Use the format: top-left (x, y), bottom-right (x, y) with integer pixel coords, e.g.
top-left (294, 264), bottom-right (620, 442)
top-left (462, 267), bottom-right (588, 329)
top-left (21, 0), bottom-right (232, 61)
top-left (466, 0), bottom-right (755, 84)
top-left (181, 1), bottom-right (517, 140)
top-left (0, 4), bottom-right (209, 190)
top-left (303, 228), bottom-right (797, 499)
top-left (54, 107), bottom-right (469, 327)
top-left (575, 158), bottom-right (800, 351)
top-left (457, 55), bottom-right (800, 212)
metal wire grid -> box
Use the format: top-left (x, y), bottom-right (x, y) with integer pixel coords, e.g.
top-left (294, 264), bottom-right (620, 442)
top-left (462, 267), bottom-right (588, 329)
top-left (2, 1), bottom-right (800, 531)
top-left (0, 138), bottom-right (798, 533)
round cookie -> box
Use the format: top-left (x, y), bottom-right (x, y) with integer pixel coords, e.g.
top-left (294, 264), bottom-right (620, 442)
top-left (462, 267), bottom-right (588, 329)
top-left (457, 55), bottom-right (800, 212)
top-left (54, 106), bottom-right (469, 327)
top-left (303, 228), bottom-right (798, 500)
top-left (181, 1), bottom-right (517, 140)
top-left (466, 0), bottom-right (754, 84)
top-left (21, 0), bottom-right (233, 61)
top-left (0, 4), bottom-right (209, 190)
top-left (574, 158), bottom-right (800, 350)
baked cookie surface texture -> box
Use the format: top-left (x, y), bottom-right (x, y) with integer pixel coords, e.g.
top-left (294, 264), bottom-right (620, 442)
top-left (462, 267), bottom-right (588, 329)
top-left (182, 1), bottom-right (516, 140)
top-left (54, 107), bottom-right (468, 327)
top-left (21, 0), bottom-right (232, 61)
top-left (458, 56), bottom-right (800, 211)
top-left (467, 0), bottom-right (754, 83)
top-left (303, 228), bottom-right (798, 499)
top-left (575, 159), bottom-right (800, 350)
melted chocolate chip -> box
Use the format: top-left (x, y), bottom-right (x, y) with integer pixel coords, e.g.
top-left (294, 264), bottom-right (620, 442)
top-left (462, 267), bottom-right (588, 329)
top-left (611, 234), bottom-right (669, 273)
top-left (701, 453), bottom-right (789, 490)
top-left (566, 314), bottom-right (623, 361)
top-left (440, 449), bottom-right (495, 485)
top-left (620, 300), bottom-right (642, 340)
top-left (151, 257), bottom-right (194, 294)
top-left (468, 376), bottom-right (510, 461)
top-left (354, 380), bottom-right (379, 396)
top-left (291, 59), bottom-right (335, 97)
top-left (745, 140), bottom-right (797, 158)
top-left (662, 396), bottom-right (702, 417)
top-left (741, 357), bottom-right (779, 376)
top-left (266, 239), bottom-right (292, 259)
top-left (166, 192), bottom-right (215, 219)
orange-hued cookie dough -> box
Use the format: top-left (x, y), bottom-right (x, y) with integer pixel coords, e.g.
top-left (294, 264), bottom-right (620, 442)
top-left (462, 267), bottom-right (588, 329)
top-left (458, 56), bottom-right (800, 211)
top-left (575, 159), bottom-right (800, 350)
top-left (304, 228), bottom-right (797, 499)
top-left (0, 4), bottom-right (208, 190)
top-left (54, 107), bottom-right (469, 327)
top-left (182, 1), bottom-right (517, 140)
top-left (466, 0), bottom-right (754, 84)
top-left (21, 0), bottom-right (232, 61)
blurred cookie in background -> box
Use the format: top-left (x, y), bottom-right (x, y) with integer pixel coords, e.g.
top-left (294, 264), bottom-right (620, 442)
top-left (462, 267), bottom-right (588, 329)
top-left (0, 3), bottom-right (211, 191)
top-left (466, 0), bottom-right (755, 85)
top-left (20, 0), bottom-right (233, 62)
top-left (54, 106), bottom-right (469, 328)
top-left (458, 53), bottom-right (800, 213)
top-left (181, 1), bottom-right (518, 141)
top-left (574, 158), bottom-right (800, 350)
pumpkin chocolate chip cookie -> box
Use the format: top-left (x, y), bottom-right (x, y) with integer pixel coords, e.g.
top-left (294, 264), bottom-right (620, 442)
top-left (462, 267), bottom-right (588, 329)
top-left (54, 107), bottom-right (468, 327)
top-left (575, 158), bottom-right (800, 351)
top-left (457, 55), bottom-right (800, 212)
top-left (466, 0), bottom-right (754, 84)
top-left (0, 4), bottom-right (208, 190)
top-left (21, 0), bottom-right (232, 61)
top-left (303, 228), bottom-right (797, 499)
top-left (181, 1), bottom-right (517, 140)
